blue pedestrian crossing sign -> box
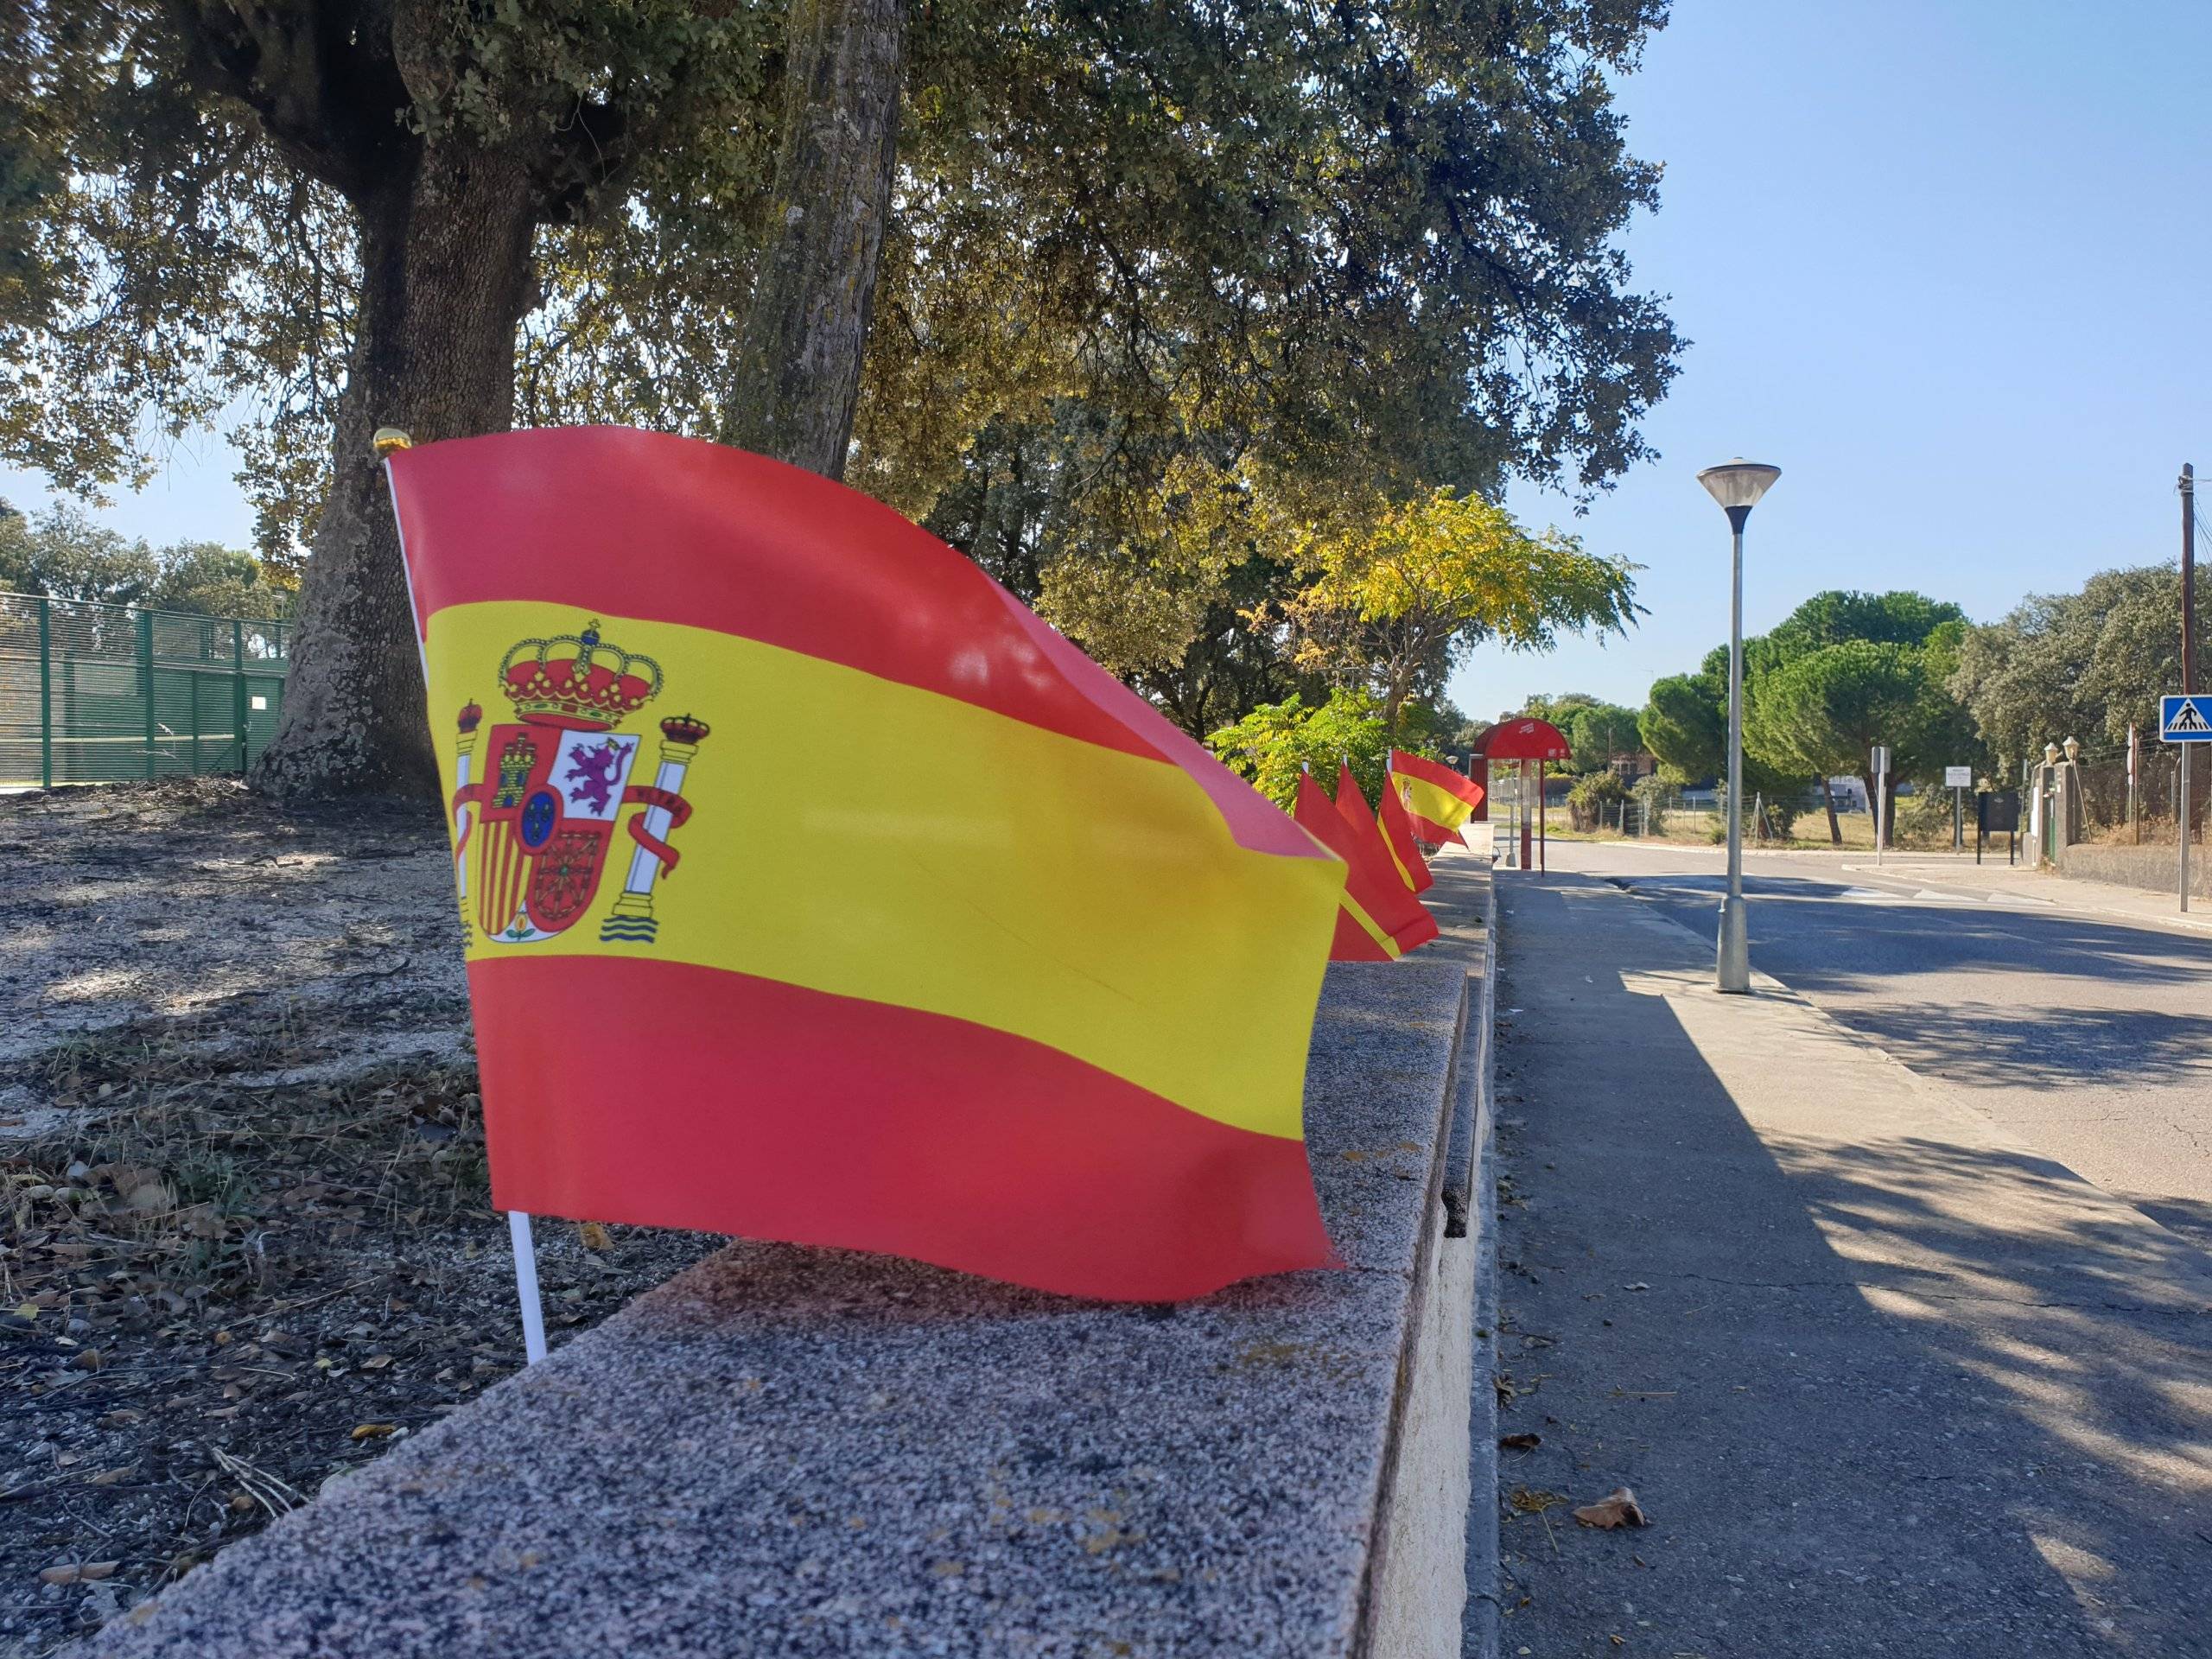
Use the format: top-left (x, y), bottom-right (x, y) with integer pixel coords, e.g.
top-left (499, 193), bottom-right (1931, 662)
top-left (2161, 694), bottom-right (2212, 742)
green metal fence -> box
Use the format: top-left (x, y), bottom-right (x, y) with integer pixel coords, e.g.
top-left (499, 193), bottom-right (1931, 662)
top-left (0, 594), bottom-right (293, 788)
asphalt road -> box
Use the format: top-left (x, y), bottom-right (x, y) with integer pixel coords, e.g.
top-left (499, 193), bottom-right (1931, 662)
top-left (1565, 838), bottom-right (2212, 1251)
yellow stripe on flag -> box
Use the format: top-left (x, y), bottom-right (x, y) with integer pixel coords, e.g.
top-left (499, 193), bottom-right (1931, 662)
top-left (1401, 775), bottom-right (1476, 831)
top-left (1379, 821), bottom-right (1415, 888)
top-left (429, 602), bottom-right (1340, 1141)
top-left (1343, 893), bottom-right (1402, 958)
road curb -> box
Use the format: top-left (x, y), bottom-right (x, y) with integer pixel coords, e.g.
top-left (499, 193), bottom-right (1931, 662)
top-left (1461, 861), bottom-right (1501, 1659)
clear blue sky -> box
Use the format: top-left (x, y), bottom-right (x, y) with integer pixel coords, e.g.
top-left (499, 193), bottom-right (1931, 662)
top-left (7, 0), bottom-right (2209, 741)
top-left (1462, 0), bottom-right (2212, 726)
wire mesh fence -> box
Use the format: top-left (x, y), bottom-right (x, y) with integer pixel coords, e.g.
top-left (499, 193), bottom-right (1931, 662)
top-left (0, 594), bottom-right (292, 788)
top-left (2063, 736), bottom-right (2196, 844)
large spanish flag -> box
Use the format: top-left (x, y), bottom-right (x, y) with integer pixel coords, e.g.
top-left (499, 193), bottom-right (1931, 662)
top-left (386, 427), bottom-right (1345, 1301)
top-left (1294, 771), bottom-right (1439, 960)
top-left (1391, 748), bottom-right (1485, 842)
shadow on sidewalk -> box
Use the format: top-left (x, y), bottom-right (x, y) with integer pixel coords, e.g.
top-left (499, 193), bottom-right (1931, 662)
top-left (1489, 871), bottom-right (2212, 1657)
top-left (1614, 868), bottom-right (2212, 1090)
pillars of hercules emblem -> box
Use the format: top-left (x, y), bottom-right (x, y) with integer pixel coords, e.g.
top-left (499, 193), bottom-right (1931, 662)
top-left (602, 715), bottom-right (711, 944)
top-left (453, 702), bottom-right (483, 929)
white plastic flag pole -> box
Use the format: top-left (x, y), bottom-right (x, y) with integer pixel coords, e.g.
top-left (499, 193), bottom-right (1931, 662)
top-left (508, 1211), bottom-right (549, 1364)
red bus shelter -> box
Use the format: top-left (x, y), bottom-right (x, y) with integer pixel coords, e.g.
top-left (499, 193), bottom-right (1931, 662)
top-left (1475, 717), bottom-right (1573, 872)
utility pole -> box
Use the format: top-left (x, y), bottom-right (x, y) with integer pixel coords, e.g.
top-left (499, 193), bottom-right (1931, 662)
top-left (2183, 464), bottom-right (2195, 912)
top-left (2129, 723), bottom-right (2139, 843)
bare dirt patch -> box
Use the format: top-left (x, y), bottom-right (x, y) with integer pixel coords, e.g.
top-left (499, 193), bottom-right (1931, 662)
top-left (0, 781), bottom-right (719, 1656)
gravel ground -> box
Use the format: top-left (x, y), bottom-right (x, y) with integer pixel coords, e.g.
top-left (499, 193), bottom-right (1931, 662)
top-left (0, 781), bottom-right (720, 1656)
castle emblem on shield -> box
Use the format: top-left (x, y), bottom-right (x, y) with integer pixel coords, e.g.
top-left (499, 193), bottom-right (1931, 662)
top-left (447, 622), bottom-right (709, 945)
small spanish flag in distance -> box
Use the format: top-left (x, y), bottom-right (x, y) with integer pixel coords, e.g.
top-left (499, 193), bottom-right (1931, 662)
top-left (1294, 770), bottom-right (1439, 959)
top-left (1333, 762), bottom-right (1428, 899)
top-left (386, 427), bottom-right (1345, 1302)
top-left (1376, 775), bottom-right (1435, 893)
top-left (1391, 747), bottom-right (1484, 843)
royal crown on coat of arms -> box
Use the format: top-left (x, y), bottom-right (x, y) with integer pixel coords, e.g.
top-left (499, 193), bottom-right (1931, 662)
top-left (446, 620), bottom-right (704, 949)
top-left (499, 624), bottom-right (663, 728)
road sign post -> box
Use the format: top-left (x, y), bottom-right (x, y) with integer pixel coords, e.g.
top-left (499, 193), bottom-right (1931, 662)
top-left (1871, 746), bottom-right (1891, 865)
top-left (2158, 695), bottom-right (2212, 911)
top-left (1945, 765), bottom-right (1971, 851)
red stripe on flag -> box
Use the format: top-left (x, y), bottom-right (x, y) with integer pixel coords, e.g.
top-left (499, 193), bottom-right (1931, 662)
top-left (1329, 908), bottom-right (1395, 961)
top-left (468, 957), bottom-right (1338, 1301)
top-left (1410, 811), bottom-right (1466, 848)
top-left (1331, 764), bottom-right (1371, 840)
top-left (393, 430), bottom-right (1151, 765)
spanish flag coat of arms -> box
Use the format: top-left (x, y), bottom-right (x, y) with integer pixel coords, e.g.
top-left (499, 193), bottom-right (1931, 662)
top-left (390, 428), bottom-right (1347, 1301)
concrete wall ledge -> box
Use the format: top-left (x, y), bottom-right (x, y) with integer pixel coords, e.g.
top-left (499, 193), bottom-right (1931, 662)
top-left (2055, 839), bottom-right (2211, 899)
top-left (81, 861), bottom-right (1492, 1659)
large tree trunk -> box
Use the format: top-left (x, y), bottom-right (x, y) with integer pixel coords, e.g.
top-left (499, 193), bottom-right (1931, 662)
top-left (722, 0), bottom-right (905, 477)
top-left (1820, 775), bottom-right (1841, 845)
top-left (252, 148), bottom-right (538, 799)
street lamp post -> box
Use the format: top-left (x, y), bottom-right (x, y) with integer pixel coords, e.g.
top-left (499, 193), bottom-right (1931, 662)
top-left (1697, 459), bottom-right (1783, 994)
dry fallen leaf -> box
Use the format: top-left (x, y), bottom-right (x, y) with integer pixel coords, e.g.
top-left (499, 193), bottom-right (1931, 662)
top-left (349, 1423), bottom-right (397, 1441)
top-left (1573, 1487), bottom-right (1649, 1529)
top-left (86, 1465), bottom-right (138, 1488)
top-left (1498, 1433), bottom-right (1542, 1451)
top-left (1507, 1487), bottom-right (1564, 1514)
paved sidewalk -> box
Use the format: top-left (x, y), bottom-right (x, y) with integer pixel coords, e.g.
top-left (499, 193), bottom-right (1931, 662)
top-left (1487, 871), bottom-right (2212, 1657)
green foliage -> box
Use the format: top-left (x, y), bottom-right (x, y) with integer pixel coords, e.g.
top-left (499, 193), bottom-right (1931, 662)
top-left (1286, 487), bottom-right (1640, 733)
top-left (5, 0), bottom-right (1680, 726)
top-left (1747, 641), bottom-right (1923, 778)
top-left (1207, 689), bottom-right (1390, 810)
top-left (1745, 595), bottom-right (1980, 789)
top-left (0, 502), bottom-right (287, 617)
top-left (0, 502), bottom-right (156, 604)
top-left (1761, 591), bottom-right (1965, 658)
top-left (1891, 782), bottom-right (1963, 848)
top-left (0, 0), bottom-right (779, 557)
top-left (1645, 592), bottom-right (1975, 827)
top-left (1565, 768), bottom-right (1626, 831)
top-left (1950, 565), bottom-right (2187, 775)
top-left (148, 542), bottom-right (293, 620)
top-left (1640, 671), bottom-right (1726, 783)
top-left (1630, 772), bottom-right (1671, 833)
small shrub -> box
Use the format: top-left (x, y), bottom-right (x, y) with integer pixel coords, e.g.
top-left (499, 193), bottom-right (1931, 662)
top-left (1567, 770), bottom-right (1628, 831)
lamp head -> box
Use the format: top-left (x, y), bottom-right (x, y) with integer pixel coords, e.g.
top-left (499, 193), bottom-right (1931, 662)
top-left (1698, 460), bottom-right (1782, 531)
top-left (2044, 742), bottom-right (2061, 766)
top-left (2063, 736), bottom-right (2081, 763)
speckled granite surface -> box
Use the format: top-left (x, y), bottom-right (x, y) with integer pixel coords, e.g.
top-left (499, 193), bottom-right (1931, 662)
top-left (81, 873), bottom-right (1485, 1659)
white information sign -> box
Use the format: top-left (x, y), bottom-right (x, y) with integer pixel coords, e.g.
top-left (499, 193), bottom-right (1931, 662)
top-left (1944, 766), bottom-right (1972, 788)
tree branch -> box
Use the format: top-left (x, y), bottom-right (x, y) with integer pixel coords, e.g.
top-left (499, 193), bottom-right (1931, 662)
top-left (161, 0), bottom-right (410, 200)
